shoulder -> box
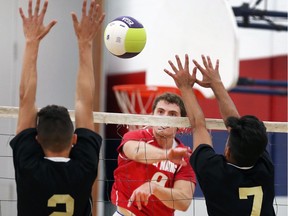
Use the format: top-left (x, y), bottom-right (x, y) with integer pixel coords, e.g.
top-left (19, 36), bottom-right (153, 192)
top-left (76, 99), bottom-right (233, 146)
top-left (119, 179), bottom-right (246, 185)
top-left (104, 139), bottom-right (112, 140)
top-left (75, 128), bottom-right (102, 142)
top-left (10, 128), bottom-right (37, 149)
top-left (190, 144), bottom-right (225, 171)
top-left (122, 128), bottom-right (153, 141)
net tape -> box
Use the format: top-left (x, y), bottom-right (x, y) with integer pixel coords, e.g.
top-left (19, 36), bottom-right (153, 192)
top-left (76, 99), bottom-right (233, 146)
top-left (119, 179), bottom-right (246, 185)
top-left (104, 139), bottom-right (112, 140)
top-left (0, 106), bottom-right (287, 133)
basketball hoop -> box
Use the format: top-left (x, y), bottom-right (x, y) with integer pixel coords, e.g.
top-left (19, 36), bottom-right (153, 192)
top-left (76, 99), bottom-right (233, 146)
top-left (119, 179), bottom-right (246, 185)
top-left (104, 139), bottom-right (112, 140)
top-left (113, 84), bottom-right (181, 115)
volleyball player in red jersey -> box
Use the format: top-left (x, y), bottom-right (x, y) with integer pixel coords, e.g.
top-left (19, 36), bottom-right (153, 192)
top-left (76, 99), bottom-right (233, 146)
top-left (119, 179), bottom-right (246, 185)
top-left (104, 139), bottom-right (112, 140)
top-left (111, 92), bottom-right (196, 216)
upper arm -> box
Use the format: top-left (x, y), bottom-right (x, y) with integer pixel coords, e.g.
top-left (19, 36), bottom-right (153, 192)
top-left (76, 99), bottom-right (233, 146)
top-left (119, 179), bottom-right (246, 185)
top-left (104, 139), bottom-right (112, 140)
top-left (122, 140), bottom-right (143, 160)
top-left (75, 101), bottom-right (94, 131)
top-left (16, 102), bottom-right (38, 135)
top-left (193, 126), bottom-right (212, 152)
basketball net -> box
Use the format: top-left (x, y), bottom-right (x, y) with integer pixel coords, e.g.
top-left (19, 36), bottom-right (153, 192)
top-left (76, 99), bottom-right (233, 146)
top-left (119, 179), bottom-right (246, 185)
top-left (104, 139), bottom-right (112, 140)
top-left (113, 84), bottom-right (181, 130)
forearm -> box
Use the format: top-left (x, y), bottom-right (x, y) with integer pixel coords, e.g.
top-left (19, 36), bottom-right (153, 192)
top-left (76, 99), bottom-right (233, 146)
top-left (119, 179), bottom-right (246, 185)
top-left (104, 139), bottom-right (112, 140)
top-left (180, 86), bottom-right (206, 129)
top-left (123, 141), bottom-right (169, 164)
top-left (19, 41), bottom-right (39, 103)
top-left (152, 181), bottom-right (193, 211)
top-left (75, 41), bottom-right (95, 129)
top-left (211, 82), bottom-right (240, 122)
top-left (76, 42), bottom-right (94, 105)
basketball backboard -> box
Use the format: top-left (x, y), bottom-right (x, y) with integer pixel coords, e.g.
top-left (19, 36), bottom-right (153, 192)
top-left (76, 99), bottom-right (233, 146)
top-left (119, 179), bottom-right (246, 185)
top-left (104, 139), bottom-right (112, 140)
top-left (104, 0), bottom-right (239, 98)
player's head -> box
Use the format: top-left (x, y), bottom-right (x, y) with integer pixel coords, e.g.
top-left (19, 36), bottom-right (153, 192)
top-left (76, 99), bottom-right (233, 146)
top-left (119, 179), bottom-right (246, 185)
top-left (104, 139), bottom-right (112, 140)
top-left (151, 93), bottom-right (186, 139)
top-left (152, 92), bottom-right (186, 117)
top-left (225, 115), bottom-right (268, 167)
top-left (36, 105), bottom-right (75, 152)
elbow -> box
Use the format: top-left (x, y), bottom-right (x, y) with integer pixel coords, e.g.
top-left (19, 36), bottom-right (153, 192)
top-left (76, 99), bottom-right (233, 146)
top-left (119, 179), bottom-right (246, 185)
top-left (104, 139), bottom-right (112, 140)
top-left (177, 199), bottom-right (192, 212)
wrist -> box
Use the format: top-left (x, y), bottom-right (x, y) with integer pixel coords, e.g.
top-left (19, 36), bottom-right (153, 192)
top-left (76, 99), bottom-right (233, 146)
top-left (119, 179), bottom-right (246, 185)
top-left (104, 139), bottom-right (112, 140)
top-left (211, 80), bottom-right (224, 90)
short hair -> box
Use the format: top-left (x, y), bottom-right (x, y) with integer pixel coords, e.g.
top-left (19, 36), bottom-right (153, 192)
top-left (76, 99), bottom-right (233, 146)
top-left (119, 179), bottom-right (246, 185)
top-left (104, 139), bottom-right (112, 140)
top-left (226, 115), bottom-right (268, 167)
top-left (37, 105), bottom-right (74, 152)
top-left (152, 92), bottom-right (186, 117)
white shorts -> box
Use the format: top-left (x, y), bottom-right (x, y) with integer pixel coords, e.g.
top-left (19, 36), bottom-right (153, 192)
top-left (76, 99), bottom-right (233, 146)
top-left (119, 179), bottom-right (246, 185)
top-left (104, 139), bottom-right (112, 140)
top-left (113, 211), bottom-right (124, 216)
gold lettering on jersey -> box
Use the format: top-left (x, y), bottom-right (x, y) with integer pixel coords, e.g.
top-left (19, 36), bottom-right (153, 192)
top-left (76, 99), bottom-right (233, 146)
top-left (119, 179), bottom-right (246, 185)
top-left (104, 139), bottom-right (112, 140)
top-left (153, 160), bottom-right (177, 173)
top-left (48, 194), bottom-right (74, 216)
top-left (239, 186), bottom-right (263, 216)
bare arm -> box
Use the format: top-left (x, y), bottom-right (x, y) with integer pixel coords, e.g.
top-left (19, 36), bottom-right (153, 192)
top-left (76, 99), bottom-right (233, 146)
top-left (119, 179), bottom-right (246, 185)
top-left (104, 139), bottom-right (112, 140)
top-left (128, 180), bottom-right (195, 211)
top-left (193, 55), bottom-right (240, 127)
top-left (17, 0), bottom-right (56, 134)
top-left (123, 140), bottom-right (191, 166)
top-left (164, 54), bottom-right (212, 151)
top-left (71, 0), bottom-right (105, 130)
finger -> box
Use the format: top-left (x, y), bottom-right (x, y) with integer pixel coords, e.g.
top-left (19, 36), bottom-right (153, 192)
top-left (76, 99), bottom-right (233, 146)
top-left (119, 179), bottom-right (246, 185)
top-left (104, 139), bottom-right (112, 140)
top-left (19, 8), bottom-right (26, 20)
top-left (98, 13), bottom-right (105, 25)
top-left (40, 0), bottom-right (48, 17)
top-left (71, 12), bottom-right (79, 29)
top-left (192, 59), bottom-right (205, 72)
top-left (184, 54), bottom-right (189, 71)
top-left (136, 196), bottom-right (142, 210)
top-left (175, 55), bottom-right (183, 71)
top-left (38, 20), bottom-right (57, 40)
top-left (28, 0), bottom-right (33, 18)
top-left (215, 59), bottom-right (219, 71)
top-left (34, 0), bottom-right (40, 16)
top-left (82, 0), bottom-right (87, 19)
top-left (192, 66), bottom-right (197, 78)
top-left (88, 0), bottom-right (95, 20)
top-left (201, 55), bottom-right (208, 69)
top-left (168, 60), bottom-right (179, 73)
top-left (207, 56), bottom-right (213, 69)
top-left (46, 20), bottom-right (57, 31)
top-left (180, 158), bottom-right (187, 166)
top-left (93, 4), bottom-right (100, 21)
top-left (163, 69), bottom-right (175, 79)
top-left (127, 193), bottom-right (135, 208)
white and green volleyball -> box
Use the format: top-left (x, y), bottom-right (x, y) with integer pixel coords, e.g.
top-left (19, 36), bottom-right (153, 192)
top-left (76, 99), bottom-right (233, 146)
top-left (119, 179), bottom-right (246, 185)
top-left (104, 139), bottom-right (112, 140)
top-left (104, 16), bottom-right (147, 58)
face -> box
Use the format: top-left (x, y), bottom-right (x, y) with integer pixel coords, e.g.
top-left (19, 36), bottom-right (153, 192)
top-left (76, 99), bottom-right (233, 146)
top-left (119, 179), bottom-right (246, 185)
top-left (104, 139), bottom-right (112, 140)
top-left (152, 100), bottom-right (181, 138)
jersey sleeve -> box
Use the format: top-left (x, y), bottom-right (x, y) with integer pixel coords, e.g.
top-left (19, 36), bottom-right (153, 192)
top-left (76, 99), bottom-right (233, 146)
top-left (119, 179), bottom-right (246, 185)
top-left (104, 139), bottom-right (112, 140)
top-left (190, 144), bottom-right (226, 177)
top-left (9, 128), bottom-right (44, 170)
top-left (70, 128), bottom-right (102, 171)
top-left (117, 129), bottom-right (150, 154)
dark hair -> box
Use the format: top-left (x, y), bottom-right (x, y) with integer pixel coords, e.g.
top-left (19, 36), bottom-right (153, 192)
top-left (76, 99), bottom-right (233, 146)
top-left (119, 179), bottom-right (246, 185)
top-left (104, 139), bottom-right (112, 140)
top-left (226, 115), bottom-right (268, 166)
top-left (37, 105), bottom-right (74, 152)
top-left (152, 92), bottom-right (186, 117)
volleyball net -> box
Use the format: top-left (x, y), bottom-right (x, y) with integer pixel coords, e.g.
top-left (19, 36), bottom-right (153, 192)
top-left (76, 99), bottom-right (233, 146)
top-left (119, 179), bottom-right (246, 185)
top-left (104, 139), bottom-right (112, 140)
top-left (0, 106), bottom-right (287, 216)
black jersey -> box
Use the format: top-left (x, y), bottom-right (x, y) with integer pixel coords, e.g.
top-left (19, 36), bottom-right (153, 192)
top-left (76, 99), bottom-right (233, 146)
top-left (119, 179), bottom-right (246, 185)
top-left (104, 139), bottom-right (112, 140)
top-left (10, 128), bottom-right (102, 216)
top-left (190, 144), bottom-right (275, 216)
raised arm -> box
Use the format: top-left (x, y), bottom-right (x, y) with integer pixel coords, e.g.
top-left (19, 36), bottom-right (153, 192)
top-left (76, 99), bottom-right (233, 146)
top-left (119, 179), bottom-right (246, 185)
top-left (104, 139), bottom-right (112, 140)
top-left (71, 0), bottom-right (105, 130)
top-left (164, 54), bottom-right (212, 151)
top-left (193, 55), bottom-right (240, 127)
top-left (17, 0), bottom-right (56, 134)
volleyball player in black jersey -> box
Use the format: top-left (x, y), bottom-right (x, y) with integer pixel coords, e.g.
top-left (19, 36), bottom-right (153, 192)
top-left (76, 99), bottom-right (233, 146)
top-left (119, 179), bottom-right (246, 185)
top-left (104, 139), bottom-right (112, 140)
top-left (9, 0), bottom-right (105, 215)
top-left (164, 54), bottom-right (275, 216)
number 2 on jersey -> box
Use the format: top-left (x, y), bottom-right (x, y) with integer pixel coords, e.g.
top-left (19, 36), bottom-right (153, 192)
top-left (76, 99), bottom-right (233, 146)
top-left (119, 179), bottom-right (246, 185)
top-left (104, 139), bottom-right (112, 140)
top-left (48, 194), bottom-right (74, 216)
top-left (239, 186), bottom-right (263, 216)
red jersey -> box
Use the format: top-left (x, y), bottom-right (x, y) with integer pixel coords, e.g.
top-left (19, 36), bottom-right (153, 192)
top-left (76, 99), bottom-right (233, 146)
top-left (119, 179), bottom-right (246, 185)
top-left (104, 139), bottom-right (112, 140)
top-left (111, 128), bottom-right (196, 216)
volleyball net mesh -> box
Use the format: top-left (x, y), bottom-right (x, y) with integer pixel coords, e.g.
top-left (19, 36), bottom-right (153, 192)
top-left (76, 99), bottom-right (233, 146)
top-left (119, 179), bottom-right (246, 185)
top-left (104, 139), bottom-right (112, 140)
top-left (0, 106), bottom-right (287, 215)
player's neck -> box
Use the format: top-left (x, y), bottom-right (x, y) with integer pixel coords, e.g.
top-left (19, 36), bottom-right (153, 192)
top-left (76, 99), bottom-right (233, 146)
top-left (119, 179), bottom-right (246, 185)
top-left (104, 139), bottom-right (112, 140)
top-left (155, 137), bottom-right (174, 149)
top-left (43, 149), bottom-right (71, 158)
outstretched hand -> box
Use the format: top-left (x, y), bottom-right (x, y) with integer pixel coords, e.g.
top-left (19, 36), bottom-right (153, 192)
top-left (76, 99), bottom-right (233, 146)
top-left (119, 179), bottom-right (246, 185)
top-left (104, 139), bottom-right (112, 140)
top-left (71, 0), bottom-right (105, 44)
top-left (164, 54), bottom-right (197, 90)
top-left (192, 55), bottom-right (221, 88)
top-left (19, 0), bottom-right (57, 42)
top-left (167, 147), bottom-right (192, 166)
top-left (128, 182), bottom-right (154, 210)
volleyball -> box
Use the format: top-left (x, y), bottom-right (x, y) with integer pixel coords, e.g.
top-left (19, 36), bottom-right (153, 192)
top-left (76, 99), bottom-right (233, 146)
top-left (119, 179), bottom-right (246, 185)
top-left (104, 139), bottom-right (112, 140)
top-left (104, 16), bottom-right (147, 58)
